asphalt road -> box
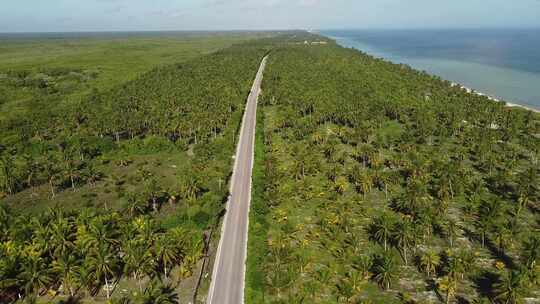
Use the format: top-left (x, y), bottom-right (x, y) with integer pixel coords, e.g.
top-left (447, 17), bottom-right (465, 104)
top-left (207, 55), bottom-right (268, 304)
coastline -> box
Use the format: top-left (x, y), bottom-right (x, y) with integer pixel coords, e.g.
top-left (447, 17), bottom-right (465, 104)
top-left (324, 33), bottom-right (540, 114)
top-left (451, 82), bottom-right (540, 113)
top-left (504, 102), bottom-right (540, 113)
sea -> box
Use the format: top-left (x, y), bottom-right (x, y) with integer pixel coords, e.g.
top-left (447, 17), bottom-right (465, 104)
top-left (322, 29), bottom-right (540, 110)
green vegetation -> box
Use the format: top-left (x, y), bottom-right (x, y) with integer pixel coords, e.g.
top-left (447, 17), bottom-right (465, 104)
top-left (2, 30), bottom-right (539, 304)
top-left (245, 101), bottom-right (270, 302)
top-left (0, 32), bottom-right (262, 107)
top-left (248, 35), bottom-right (540, 303)
top-left (0, 32), bottom-right (276, 303)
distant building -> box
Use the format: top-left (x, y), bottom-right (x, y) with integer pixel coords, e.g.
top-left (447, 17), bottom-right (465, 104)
top-left (299, 40), bottom-right (328, 46)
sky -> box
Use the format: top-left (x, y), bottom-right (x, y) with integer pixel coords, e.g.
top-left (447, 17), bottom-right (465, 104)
top-left (1, 0), bottom-right (540, 32)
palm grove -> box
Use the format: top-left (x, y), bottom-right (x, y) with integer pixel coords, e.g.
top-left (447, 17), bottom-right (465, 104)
top-left (246, 36), bottom-right (539, 303)
top-left (1, 32), bottom-right (539, 303)
top-left (0, 37), bottom-right (275, 302)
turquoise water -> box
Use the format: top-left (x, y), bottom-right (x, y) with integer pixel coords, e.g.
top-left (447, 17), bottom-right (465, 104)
top-left (322, 29), bottom-right (540, 110)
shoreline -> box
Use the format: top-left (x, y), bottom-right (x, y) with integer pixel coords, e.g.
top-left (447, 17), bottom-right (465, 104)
top-left (504, 102), bottom-right (540, 113)
top-left (451, 82), bottom-right (540, 113)
top-left (325, 34), bottom-right (540, 114)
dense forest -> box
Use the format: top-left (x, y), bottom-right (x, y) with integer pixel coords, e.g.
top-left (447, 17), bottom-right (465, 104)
top-left (246, 36), bottom-right (540, 303)
top-left (0, 34), bottom-right (277, 303)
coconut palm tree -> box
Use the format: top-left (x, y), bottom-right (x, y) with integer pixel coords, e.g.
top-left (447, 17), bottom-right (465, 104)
top-left (370, 213), bottom-right (395, 251)
top-left (30, 218), bottom-right (53, 257)
top-left (76, 261), bottom-right (95, 298)
top-left (0, 252), bottom-right (22, 301)
top-left (476, 217), bottom-right (490, 248)
top-left (356, 144), bottom-right (374, 168)
top-left (493, 223), bottom-right (511, 254)
top-left (18, 256), bottom-right (53, 298)
top-left (145, 178), bottom-right (162, 213)
top-left (437, 275), bottom-right (457, 304)
top-left (517, 166), bottom-right (537, 203)
top-left (292, 154), bottom-right (307, 181)
top-left (515, 194), bottom-right (530, 216)
top-left (494, 269), bottom-right (526, 304)
top-left (415, 209), bottom-right (436, 244)
top-left (334, 176), bottom-right (348, 195)
top-left (42, 154), bottom-right (60, 198)
top-left (179, 176), bottom-right (202, 202)
top-left (419, 250), bottom-right (440, 277)
top-left (122, 239), bottom-right (155, 292)
top-left (336, 274), bottom-right (357, 303)
top-left (63, 158), bottom-right (82, 190)
top-left (123, 191), bottom-right (148, 218)
top-left (140, 279), bottom-right (178, 304)
top-left (444, 219), bottom-right (459, 248)
top-left (445, 251), bottom-right (465, 282)
top-left (87, 217), bottom-right (120, 248)
top-left (372, 252), bottom-right (398, 290)
top-left (49, 214), bottom-right (76, 258)
top-left (435, 162), bottom-right (458, 200)
top-left (392, 217), bottom-right (414, 265)
top-left (398, 178), bottom-right (431, 217)
top-left (155, 235), bottom-right (182, 278)
top-left (87, 243), bottom-right (118, 299)
top-left (83, 163), bottom-right (102, 187)
top-left (354, 254), bottom-right (373, 280)
top-left (523, 235), bottom-right (540, 270)
top-left (52, 254), bottom-right (80, 297)
top-left (378, 170), bottom-right (397, 200)
top-left (359, 170), bottom-right (373, 198)
top-left (0, 154), bottom-right (15, 195)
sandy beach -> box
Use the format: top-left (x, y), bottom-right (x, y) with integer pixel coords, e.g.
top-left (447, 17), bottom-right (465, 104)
top-left (451, 82), bottom-right (540, 113)
top-left (504, 102), bottom-right (540, 113)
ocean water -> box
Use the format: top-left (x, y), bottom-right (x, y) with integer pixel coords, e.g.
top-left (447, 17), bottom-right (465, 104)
top-left (322, 29), bottom-right (540, 110)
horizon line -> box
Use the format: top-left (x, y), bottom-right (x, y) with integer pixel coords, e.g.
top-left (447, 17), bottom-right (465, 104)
top-left (1, 26), bottom-right (539, 34)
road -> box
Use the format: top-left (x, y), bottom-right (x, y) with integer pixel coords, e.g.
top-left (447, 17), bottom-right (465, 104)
top-left (207, 55), bottom-right (268, 304)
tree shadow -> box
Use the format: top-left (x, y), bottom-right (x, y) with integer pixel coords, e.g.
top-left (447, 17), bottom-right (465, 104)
top-left (456, 296), bottom-right (471, 304)
top-left (483, 174), bottom-right (515, 202)
top-left (462, 227), bottom-right (481, 248)
top-left (528, 201), bottom-right (540, 214)
top-left (483, 237), bottom-right (516, 270)
top-left (56, 296), bottom-right (83, 304)
top-left (426, 278), bottom-right (446, 304)
top-left (461, 227), bottom-right (516, 270)
top-left (472, 269), bottom-right (498, 300)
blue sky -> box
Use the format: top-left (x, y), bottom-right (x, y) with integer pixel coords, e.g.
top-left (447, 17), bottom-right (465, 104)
top-left (1, 0), bottom-right (540, 32)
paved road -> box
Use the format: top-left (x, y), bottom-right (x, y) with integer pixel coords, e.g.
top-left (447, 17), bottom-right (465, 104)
top-left (207, 56), bottom-right (268, 304)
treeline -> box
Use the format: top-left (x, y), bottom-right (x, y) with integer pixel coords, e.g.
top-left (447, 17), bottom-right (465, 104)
top-left (0, 34), bottom-right (292, 302)
top-left (251, 36), bottom-right (539, 303)
top-left (0, 41), bottom-right (270, 198)
top-left (1, 67), bottom-right (98, 94)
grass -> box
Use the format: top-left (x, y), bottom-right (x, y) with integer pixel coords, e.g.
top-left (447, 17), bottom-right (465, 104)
top-left (2, 149), bottom-right (190, 214)
top-left (0, 32), bottom-right (263, 118)
top-left (245, 104), bottom-right (270, 303)
top-left (0, 32), bottom-right (261, 82)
